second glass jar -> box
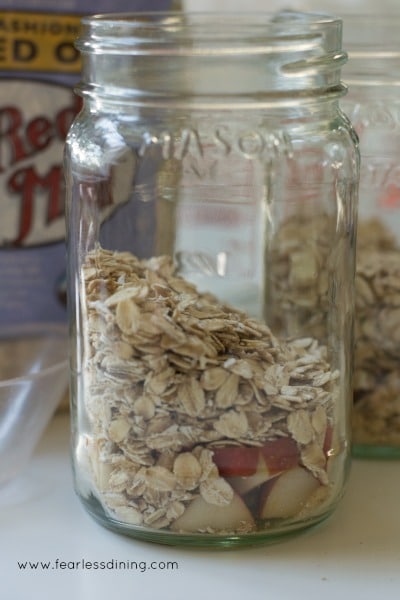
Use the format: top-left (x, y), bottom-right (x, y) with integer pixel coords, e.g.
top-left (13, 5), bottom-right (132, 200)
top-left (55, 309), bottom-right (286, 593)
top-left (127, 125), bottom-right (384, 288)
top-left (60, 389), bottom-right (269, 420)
top-left (65, 11), bottom-right (359, 546)
top-left (342, 16), bottom-right (400, 458)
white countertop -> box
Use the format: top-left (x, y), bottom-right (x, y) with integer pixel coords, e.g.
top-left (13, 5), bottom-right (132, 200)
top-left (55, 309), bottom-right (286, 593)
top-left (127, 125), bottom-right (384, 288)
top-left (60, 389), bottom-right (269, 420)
top-left (2, 413), bottom-right (400, 600)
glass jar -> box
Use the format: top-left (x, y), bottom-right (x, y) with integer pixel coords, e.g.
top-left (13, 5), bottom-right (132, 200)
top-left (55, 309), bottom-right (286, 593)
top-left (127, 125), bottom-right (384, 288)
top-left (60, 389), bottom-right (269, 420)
top-left (65, 11), bottom-right (359, 546)
top-left (341, 16), bottom-right (400, 458)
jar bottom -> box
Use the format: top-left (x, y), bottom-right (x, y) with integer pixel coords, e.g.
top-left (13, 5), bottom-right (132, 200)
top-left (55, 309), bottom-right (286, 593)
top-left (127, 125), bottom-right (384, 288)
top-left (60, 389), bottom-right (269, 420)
top-left (78, 492), bottom-right (339, 548)
top-left (352, 443), bottom-right (400, 460)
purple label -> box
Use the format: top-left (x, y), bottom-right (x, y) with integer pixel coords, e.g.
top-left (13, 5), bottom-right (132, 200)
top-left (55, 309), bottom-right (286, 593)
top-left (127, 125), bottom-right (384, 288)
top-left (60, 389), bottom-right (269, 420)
top-left (0, 244), bottom-right (66, 330)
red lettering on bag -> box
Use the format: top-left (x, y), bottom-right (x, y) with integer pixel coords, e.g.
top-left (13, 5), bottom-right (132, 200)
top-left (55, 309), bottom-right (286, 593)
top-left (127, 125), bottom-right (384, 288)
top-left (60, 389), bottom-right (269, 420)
top-left (8, 165), bottom-right (64, 245)
top-left (0, 95), bottom-right (81, 171)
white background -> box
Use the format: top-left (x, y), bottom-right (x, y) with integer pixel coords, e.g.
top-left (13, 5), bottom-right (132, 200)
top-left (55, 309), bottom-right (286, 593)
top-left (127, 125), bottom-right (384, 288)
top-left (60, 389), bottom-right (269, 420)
top-left (2, 415), bottom-right (400, 600)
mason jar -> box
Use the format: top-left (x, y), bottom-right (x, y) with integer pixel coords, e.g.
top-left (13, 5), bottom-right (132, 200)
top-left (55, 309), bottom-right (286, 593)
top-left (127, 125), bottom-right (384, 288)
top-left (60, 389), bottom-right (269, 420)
top-left (65, 11), bottom-right (359, 546)
top-left (341, 16), bottom-right (400, 458)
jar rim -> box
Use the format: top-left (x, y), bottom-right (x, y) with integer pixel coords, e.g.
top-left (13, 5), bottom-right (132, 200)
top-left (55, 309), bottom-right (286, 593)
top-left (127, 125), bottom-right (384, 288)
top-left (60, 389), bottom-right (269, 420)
top-left (81, 10), bottom-right (342, 29)
top-left (77, 10), bottom-right (343, 56)
top-left (76, 10), bottom-right (346, 107)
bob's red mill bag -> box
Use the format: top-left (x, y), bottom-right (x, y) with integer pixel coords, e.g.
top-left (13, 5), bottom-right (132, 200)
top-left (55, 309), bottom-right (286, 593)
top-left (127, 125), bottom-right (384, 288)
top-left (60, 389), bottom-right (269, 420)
top-left (0, 1), bottom-right (175, 338)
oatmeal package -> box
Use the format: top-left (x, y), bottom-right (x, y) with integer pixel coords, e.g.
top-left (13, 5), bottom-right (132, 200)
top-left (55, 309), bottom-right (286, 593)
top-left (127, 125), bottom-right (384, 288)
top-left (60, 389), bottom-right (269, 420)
top-left (0, 0), bottom-right (175, 336)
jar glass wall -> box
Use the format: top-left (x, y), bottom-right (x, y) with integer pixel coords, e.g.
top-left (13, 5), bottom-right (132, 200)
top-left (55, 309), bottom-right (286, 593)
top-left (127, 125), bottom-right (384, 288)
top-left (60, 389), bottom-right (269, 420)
top-left (65, 11), bottom-right (358, 546)
top-left (341, 16), bottom-right (400, 458)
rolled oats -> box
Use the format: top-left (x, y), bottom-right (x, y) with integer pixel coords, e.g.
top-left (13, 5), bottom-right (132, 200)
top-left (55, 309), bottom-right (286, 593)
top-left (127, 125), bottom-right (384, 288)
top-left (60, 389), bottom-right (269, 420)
top-left (79, 246), bottom-right (337, 534)
top-left (270, 213), bottom-right (400, 449)
top-left (144, 466), bottom-right (177, 492)
top-left (110, 505), bottom-right (143, 526)
top-left (214, 373), bottom-right (240, 409)
top-left (200, 367), bottom-right (230, 391)
top-left (199, 477), bottom-right (234, 507)
top-left (108, 418), bottom-right (130, 444)
top-left (354, 219), bottom-right (400, 447)
top-left (287, 410), bottom-right (315, 446)
top-left (173, 453), bottom-right (202, 490)
top-left (214, 410), bottom-right (249, 439)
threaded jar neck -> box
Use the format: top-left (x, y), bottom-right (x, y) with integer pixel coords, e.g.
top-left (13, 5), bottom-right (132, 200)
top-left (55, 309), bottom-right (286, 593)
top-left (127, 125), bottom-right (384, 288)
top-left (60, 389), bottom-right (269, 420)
top-left (76, 11), bottom-right (347, 109)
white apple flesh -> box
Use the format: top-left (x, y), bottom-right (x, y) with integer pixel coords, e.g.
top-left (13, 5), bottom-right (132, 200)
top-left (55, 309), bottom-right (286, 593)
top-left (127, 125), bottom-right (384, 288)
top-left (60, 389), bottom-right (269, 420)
top-left (259, 466), bottom-right (320, 520)
top-left (171, 492), bottom-right (255, 532)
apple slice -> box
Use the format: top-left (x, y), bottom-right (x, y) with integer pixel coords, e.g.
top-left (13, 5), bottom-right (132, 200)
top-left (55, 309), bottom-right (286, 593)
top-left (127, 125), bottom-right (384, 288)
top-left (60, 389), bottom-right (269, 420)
top-left (259, 466), bottom-right (320, 520)
top-left (170, 492), bottom-right (255, 532)
top-left (213, 439), bottom-right (301, 498)
top-left (212, 445), bottom-right (273, 496)
top-left (228, 454), bottom-right (272, 496)
top-left (212, 445), bottom-right (260, 477)
top-left (260, 438), bottom-right (300, 475)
